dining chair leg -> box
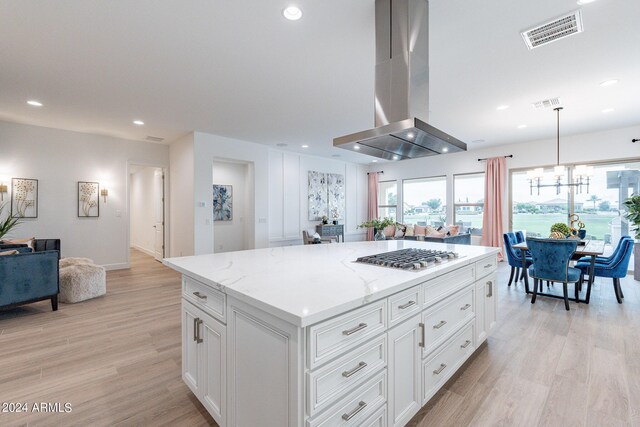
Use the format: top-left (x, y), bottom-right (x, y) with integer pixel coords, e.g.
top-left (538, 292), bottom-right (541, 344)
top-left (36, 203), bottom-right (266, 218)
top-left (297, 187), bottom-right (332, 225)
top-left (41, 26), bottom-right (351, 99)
top-left (574, 280), bottom-right (579, 301)
top-left (531, 278), bottom-right (538, 304)
top-left (508, 267), bottom-right (515, 286)
top-left (619, 280), bottom-right (625, 299)
top-left (519, 268), bottom-right (526, 281)
top-left (515, 267), bottom-right (520, 282)
top-left (563, 282), bottom-right (570, 311)
top-left (613, 278), bottom-right (623, 304)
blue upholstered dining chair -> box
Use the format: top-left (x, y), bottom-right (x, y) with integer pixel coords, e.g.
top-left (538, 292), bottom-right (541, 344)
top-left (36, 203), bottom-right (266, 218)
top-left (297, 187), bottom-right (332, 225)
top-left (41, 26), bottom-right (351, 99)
top-left (527, 237), bottom-right (580, 311)
top-left (577, 236), bottom-right (632, 264)
top-left (503, 232), bottom-right (532, 286)
top-left (575, 238), bottom-right (634, 304)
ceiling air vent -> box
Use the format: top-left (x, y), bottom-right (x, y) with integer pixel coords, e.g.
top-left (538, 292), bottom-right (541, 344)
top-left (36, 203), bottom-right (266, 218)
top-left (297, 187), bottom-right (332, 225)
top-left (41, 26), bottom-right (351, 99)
top-left (145, 136), bottom-right (165, 143)
top-left (532, 97), bottom-right (562, 110)
top-left (521, 10), bottom-right (584, 50)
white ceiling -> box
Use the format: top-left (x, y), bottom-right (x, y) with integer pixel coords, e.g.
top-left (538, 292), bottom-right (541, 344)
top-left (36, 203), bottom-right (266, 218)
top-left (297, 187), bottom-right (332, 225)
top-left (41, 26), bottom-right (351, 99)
top-left (1, 0), bottom-right (638, 163)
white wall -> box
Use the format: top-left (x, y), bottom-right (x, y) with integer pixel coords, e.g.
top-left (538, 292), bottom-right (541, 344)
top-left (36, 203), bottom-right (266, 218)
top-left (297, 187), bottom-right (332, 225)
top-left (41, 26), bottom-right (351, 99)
top-left (268, 150), bottom-right (369, 246)
top-left (212, 160), bottom-right (250, 253)
top-left (169, 133), bottom-right (195, 257)
top-left (0, 120), bottom-right (169, 268)
top-left (130, 167), bottom-right (161, 256)
top-left (369, 124), bottom-right (640, 234)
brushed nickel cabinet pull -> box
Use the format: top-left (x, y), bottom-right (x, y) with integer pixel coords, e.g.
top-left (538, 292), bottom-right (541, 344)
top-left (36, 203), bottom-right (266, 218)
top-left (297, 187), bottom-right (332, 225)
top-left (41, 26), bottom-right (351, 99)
top-left (484, 263), bottom-right (492, 268)
top-left (461, 340), bottom-right (472, 349)
top-left (193, 317), bottom-right (199, 342)
top-left (196, 319), bottom-right (203, 344)
top-left (341, 401), bottom-right (367, 421)
top-left (433, 320), bottom-right (447, 329)
top-left (343, 322), bottom-right (368, 336)
top-left (486, 281), bottom-right (493, 298)
top-left (419, 322), bottom-right (425, 347)
top-left (193, 291), bottom-right (207, 300)
top-left (460, 303), bottom-right (472, 311)
top-left (342, 361), bottom-right (367, 378)
top-left (398, 300), bottom-right (416, 310)
top-left (433, 363), bottom-right (447, 375)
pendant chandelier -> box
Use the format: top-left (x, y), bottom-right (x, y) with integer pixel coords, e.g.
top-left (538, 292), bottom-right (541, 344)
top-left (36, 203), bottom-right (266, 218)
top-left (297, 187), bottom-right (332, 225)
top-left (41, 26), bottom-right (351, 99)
top-left (527, 107), bottom-right (593, 195)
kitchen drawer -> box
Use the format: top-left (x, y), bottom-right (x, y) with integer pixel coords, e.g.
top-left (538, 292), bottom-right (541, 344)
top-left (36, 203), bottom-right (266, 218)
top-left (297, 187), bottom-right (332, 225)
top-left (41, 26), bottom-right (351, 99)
top-left (475, 255), bottom-right (497, 280)
top-left (388, 285), bottom-right (421, 327)
top-left (306, 370), bottom-right (387, 427)
top-left (422, 287), bottom-right (474, 357)
top-left (422, 264), bottom-right (475, 308)
top-left (308, 300), bottom-right (387, 370)
top-left (422, 321), bottom-right (475, 405)
top-left (307, 336), bottom-right (386, 417)
top-left (359, 404), bottom-right (387, 427)
top-left (183, 276), bottom-right (226, 323)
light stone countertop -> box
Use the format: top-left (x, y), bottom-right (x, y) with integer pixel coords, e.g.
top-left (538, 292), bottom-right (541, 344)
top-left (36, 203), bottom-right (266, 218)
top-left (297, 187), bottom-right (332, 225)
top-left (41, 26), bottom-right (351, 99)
top-left (164, 240), bottom-right (500, 327)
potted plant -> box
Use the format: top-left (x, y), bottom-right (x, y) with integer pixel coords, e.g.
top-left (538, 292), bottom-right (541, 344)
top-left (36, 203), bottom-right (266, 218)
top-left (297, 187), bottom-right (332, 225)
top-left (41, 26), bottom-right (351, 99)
top-left (623, 194), bottom-right (640, 280)
top-left (358, 217), bottom-right (396, 241)
top-left (321, 215), bottom-right (328, 225)
top-left (0, 202), bottom-right (21, 241)
top-left (549, 222), bottom-right (570, 238)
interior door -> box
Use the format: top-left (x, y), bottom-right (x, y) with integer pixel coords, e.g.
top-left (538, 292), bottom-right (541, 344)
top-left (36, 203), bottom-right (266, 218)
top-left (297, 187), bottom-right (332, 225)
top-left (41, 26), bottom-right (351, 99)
top-left (153, 169), bottom-right (164, 261)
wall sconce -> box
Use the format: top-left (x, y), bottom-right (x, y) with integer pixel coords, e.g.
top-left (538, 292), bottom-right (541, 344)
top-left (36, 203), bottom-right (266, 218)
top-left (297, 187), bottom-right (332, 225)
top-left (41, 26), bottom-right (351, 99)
top-left (0, 183), bottom-right (7, 201)
top-left (100, 188), bottom-right (109, 203)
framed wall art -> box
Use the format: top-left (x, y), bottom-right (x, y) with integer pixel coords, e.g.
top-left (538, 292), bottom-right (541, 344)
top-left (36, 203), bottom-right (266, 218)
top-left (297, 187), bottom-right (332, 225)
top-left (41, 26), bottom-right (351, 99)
top-left (78, 181), bottom-right (99, 217)
top-left (11, 178), bottom-right (38, 218)
top-left (213, 184), bottom-right (233, 221)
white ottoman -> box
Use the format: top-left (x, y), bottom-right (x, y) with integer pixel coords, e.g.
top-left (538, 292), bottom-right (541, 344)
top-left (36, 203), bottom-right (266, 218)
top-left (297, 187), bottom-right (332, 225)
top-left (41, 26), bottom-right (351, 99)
top-left (59, 257), bottom-right (95, 268)
top-left (59, 263), bottom-right (106, 303)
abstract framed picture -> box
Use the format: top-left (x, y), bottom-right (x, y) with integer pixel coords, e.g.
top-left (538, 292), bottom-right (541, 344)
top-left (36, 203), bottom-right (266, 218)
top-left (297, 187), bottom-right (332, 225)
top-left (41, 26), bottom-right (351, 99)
top-left (11, 178), bottom-right (38, 218)
top-left (308, 171), bottom-right (328, 220)
top-left (78, 181), bottom-right (99, 217)
top-left (213, 184), bottom-right (232, 221)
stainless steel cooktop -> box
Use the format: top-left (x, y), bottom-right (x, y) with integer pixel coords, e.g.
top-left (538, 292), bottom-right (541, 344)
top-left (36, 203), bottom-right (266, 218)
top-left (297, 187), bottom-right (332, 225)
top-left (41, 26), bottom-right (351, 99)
top-left (355, 248), bottom-right (461, 271)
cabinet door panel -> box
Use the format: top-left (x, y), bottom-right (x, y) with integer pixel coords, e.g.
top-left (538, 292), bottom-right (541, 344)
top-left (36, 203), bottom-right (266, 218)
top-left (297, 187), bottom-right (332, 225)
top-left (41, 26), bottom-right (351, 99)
top-left (387, 314), bottom-right (421, 427)
top-left (182, 302), bottom-right (201, 395)
top-left (201, 311), bottom-right (226, 426)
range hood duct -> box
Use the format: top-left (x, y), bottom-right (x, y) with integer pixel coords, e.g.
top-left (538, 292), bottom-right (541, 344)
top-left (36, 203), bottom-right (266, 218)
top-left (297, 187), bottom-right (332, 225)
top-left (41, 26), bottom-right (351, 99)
top-left (333, 0), bottom-right (466, 161)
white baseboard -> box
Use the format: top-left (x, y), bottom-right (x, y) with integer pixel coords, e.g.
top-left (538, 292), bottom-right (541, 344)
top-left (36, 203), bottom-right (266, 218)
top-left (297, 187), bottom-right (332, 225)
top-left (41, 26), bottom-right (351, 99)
top-left (103, 262), bottom-right (130, 271)
top-left (131, 244), bottom-right (155, 257)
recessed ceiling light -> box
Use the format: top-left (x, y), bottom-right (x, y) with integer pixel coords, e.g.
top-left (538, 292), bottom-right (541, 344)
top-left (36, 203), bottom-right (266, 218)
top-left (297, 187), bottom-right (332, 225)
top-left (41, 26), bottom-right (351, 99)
top-left (517, 124), bottom-right (528, 129)
top-left (353, 144), bottom-right (360, 150)
top-left (392, 155), bottom-right (399, 160)
top-left (276, 143), bottom-right (288, 147)
top-left (282, 6), bottom-right (302, 20)
top-left (27, 100), bottom-right (43, 107)
top-left (602, 108), bottom-right (615, 113)
top-left (496, 105), bottom-right (509, 111)
top-left (301, 144), bottom-right (309, 148)
top-left (406, 132), bottom-right (415, 139)
top-left (442, 147), bottom-right (449, 153)
top-left (577, 0), bottom-right (596, 4)
top-left (372, 160), bottom-right (378, 163)
top-left (600, 79), bottom-right (619, 87)
top-left (133, 120), bottom-right (144, 125)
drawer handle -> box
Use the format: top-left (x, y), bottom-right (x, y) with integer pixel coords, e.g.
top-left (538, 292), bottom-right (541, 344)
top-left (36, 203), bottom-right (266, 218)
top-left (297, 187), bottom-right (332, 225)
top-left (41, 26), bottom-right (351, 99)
top-left (343, 322), bottom-right (368, 336)
top-left (342, 361), bottom-right (368, 378)
top-left (433, 320), bottom-right (447, 329)
top-left (342, 401), bottom-right (367, 421)
top-left (461, 340), bottom-right (472, 349)
top-left (419, 322), bottom-right (425, 347)
top-left (398, 300), bottom-right (416, 310)
top-left (484, 263), bottom-right (493, 268)
top-left (486, 281), bottom-right (493, 298)
top-left (193, 291), bottom-right (207, 300)
top-left (433, 363), bottom-right (447, 375)
top-left (460, 303), bottom-right (471, 311)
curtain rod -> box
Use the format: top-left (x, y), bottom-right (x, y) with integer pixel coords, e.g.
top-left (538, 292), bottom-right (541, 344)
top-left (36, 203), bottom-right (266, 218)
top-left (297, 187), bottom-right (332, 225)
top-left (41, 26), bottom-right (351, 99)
top-left (367, 171), bottom-right (384, 175)
top-left (477, 155), bottom-right (513, 162)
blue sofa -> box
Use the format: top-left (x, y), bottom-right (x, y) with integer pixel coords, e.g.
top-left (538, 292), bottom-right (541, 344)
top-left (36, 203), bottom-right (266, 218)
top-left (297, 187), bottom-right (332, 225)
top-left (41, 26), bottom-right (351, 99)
top-left (0, 239), bottom-right (60, 311)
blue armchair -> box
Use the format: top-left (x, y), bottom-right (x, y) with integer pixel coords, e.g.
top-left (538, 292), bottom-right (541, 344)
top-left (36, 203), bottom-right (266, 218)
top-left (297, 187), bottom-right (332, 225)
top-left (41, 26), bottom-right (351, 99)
top-left (576, 236), bottom-right (632, 264)
top-left (503, 232), bottom-right (532, 286)
top-left (527, 237), bottom-right (580, 311)
top-left (575, 238), bottom-right (634, 304)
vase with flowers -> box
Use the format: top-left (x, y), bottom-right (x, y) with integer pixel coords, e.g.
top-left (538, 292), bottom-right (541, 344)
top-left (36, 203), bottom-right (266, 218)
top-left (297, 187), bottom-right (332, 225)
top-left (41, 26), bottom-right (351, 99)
top-left (358, 217), bottom-right (396, 241)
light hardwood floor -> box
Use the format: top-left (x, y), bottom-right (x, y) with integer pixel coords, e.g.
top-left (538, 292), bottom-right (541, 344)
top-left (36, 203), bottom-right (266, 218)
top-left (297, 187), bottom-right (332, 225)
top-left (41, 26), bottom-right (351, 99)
top-left (0, 250), bottom-right (639, 426)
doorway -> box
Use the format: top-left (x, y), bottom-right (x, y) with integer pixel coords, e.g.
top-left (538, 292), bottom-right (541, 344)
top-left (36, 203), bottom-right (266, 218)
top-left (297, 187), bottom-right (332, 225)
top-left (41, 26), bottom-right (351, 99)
top-left (129, 164), bottom-right (166, 262)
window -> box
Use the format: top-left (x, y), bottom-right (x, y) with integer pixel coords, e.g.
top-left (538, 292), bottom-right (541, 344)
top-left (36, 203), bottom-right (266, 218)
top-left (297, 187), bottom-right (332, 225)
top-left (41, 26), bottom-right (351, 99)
top-left (402, 176), bottom-right (447, 226)
top-left (378, 180), bottom-right (397, 220)
top-left (454, 173), bottom-right (484, 234)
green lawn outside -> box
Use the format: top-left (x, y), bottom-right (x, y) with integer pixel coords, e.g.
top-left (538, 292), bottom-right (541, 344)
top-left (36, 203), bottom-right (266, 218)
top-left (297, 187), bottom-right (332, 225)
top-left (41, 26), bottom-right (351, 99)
top-left (512, 212), bottom-right (617, 239)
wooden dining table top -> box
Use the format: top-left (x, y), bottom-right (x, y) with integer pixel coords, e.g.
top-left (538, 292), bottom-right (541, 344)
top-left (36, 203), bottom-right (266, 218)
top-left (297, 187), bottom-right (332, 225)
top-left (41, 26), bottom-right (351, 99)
top-left (513, 239), bottom-right (605, 256)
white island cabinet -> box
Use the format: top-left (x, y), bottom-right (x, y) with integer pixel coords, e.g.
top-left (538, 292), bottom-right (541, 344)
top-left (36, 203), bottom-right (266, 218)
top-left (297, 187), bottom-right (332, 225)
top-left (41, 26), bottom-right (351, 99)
top-left (164, 241), bottom-right (499, 427)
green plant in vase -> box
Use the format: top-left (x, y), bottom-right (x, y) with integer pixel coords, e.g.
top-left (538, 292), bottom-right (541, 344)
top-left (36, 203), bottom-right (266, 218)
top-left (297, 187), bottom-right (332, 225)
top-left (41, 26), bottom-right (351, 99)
top-left (358, 217), bottom-right (396, 241)
top-left (549, 222), bottom-right (570, 238)
top-left (0, 202), bottom-right (21, 241)
top-left (623, 194), bottom-right (640, 239)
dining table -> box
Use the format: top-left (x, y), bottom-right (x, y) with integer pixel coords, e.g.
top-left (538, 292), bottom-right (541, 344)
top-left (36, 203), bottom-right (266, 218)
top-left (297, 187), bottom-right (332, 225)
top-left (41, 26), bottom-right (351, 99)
top-left (513, 239), bottom-right (605, 304)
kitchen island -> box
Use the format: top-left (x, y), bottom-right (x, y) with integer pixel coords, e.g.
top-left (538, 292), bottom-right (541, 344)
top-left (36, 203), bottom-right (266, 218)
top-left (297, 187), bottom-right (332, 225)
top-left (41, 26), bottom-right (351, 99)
top-left (164, 240), bottom-right (500, 427)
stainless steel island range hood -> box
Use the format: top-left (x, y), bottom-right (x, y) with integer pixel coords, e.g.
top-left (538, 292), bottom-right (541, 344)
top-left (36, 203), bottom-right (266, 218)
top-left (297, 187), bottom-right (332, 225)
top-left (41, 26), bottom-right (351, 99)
top-left (333, 0), bottom-right (466, 161)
